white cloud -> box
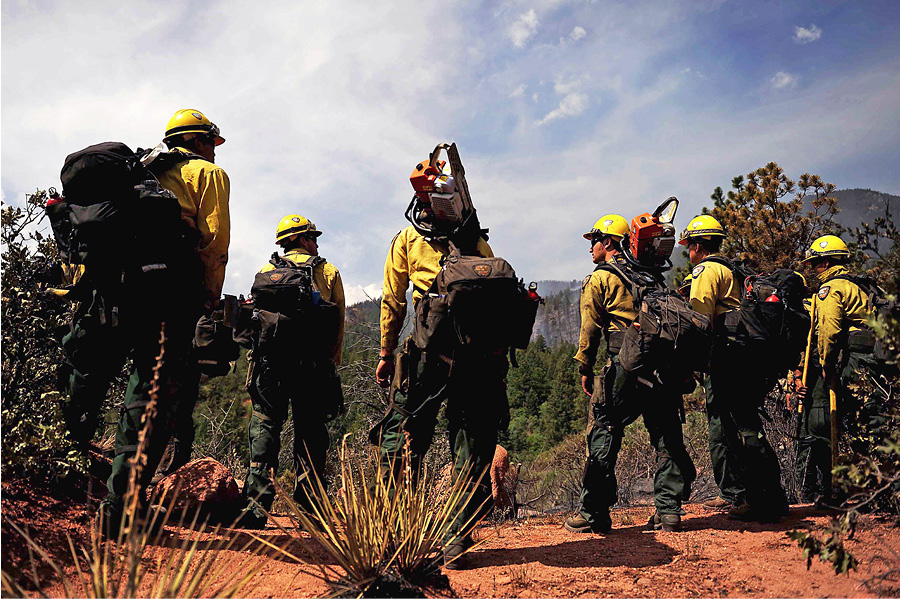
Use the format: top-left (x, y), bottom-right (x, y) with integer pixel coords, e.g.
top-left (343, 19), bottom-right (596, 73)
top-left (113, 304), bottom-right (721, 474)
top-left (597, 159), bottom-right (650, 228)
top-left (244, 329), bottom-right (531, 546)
top-left (793, 24), bottom-right (822, 44)
top-left (569, 26), bottom-right (586, 41)
top-left (508, 9), bottom-right (539, 48)
top-left (509, 83), bottom-right (527, 98)
top-left (1, 0), bottom-right (898, 295)
top-left (770, 71), bottom-right (799, 89)
top-left (538, 92), bottom-right (588, 124)
top-left (0, 1), bottom-right (471, 299)
top-left (343, 282), bottom-right (383, 306)
top-left (553, 76), bottom-right (587, 95)
top-left (681, 67), bottom-right (707, 80)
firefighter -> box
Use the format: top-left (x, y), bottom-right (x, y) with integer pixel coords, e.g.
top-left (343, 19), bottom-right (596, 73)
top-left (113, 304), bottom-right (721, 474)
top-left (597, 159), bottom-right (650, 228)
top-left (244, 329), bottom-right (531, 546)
top-left (98, 109), bottom-right (230, 534)
top-left (566, 215), bottom-right (696, 534)
top-left (795, 235), bottom-right (878, 505)
top-left (680, 215), bottom-right (788, 521)
top-left (237, 215), bottom-right (345, 529)
top-left (371, 153), bottom-right (506, 570)
top-left (153, 109), bottom-right (232, 473)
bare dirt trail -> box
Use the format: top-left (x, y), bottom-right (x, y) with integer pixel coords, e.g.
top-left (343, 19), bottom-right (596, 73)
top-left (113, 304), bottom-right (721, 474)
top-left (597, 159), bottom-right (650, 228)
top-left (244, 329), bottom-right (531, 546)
top-left (4, 477), bottom-right (898, 598)
top-left (443, 505), bottom-right (899, 598)
top-left (195, 504), bottom-right (900, 598)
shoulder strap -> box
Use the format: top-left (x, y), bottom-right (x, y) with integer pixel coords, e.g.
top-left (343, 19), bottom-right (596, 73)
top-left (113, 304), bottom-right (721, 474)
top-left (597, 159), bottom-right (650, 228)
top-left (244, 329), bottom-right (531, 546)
top-left (594, 262), bottom-right (628, 287)
top-left (827, 274), bottom-right (883, 300)
top-left (594, 261), bottom-right (645, 308)
top-left (446, 240), bottom-right (465, 260)
top-left (269, 252), bottom-right (292, 269)
top-left (140, 146), bottom-right (206, 175)
top-left (700, 256), bottom-right (733, 270)
top-left (268, 252), bottom-right (326, 270)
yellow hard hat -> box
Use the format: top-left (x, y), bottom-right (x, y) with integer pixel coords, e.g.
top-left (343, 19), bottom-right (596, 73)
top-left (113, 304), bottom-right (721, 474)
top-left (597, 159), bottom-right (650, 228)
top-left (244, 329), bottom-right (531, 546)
top-left (679, 214), bottom-right (726, 245)
top-left (677, 273), bottom-right (693, 295)
top-left (164, 109), bottom-right (225, 146)
top-left (583, 214), bottom-right (629, 240)
top-left (800, 235), bottom-right (850, 263)
top-left (275, 214), bottom-right (322, 244)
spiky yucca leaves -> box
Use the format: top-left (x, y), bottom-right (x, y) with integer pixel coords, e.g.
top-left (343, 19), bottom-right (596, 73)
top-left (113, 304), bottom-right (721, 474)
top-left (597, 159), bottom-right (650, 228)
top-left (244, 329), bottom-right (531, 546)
top-left (1, 326), bottom-right (275, 598)
top-left (2, 493), bottom-right (271, 598)
top-left (266, 436), bottom-right (489, 597)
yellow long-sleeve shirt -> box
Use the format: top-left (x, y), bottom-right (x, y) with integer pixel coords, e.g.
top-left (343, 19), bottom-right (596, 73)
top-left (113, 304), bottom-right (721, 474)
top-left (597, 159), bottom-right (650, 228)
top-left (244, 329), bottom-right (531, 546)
top-left (156, 147), bottom-right (231, 302)
top-left (258, 250), bottom-right (345, 365)
top-left (813, 265), bottom-right (873, 370)
top-left (380, 226), bottom-right (493, 353)
top-left (573, 257), bottom-right (638, 368)
top-left (688, 255), bottom-right (741, 320)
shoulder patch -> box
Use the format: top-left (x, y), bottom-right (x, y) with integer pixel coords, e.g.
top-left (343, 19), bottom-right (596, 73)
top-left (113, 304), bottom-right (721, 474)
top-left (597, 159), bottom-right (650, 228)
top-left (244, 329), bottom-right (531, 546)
top-left (691, 264), bottom-right (705, 278)
top-left (582, 274), bottom-right (592, 290)
top-left (818, 285), bottom-right (831, 300)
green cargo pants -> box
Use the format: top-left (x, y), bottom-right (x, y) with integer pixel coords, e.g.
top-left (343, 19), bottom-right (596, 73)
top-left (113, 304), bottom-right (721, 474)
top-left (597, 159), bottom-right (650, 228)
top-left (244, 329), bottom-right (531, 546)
top-left (60, 292), bottom-right (202, 460)
top-left (101, 310), bottom-right (198, 517)
top-left (796, 351), bottom-right (883, 502)
top-left (703, 373), bottom-right (746, 505)
top-left (242, 357), bottom-right (338, 520)
top-left (371, 341), bottom-right (509, 539)
top-left (59, 299), bottom-right (126, 450)
top-left (795, 363), bottom-right (831, 501)
top-left (577, 354), bottom-right (696, 526)
top-left (710, 346), bottom-right (788, 513)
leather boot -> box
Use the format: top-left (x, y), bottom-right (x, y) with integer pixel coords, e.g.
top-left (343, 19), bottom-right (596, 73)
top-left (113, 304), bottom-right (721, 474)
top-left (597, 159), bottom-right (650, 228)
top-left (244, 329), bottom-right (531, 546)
top-left (647, 511), bottom-right (681, 532)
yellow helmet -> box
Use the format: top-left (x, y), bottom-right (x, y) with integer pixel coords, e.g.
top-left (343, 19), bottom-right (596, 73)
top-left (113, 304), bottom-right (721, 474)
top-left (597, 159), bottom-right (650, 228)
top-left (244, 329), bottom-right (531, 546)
top-left (800, 235), bottom-right (850, 263)
top-left (164, 109), bottom-right (225, 146)
top-left (583, 214), bottom-right (629, 240)
top-left (275, 214), bottom-right (322, 244)
top-left (678, 214), bottom-right (726, 245)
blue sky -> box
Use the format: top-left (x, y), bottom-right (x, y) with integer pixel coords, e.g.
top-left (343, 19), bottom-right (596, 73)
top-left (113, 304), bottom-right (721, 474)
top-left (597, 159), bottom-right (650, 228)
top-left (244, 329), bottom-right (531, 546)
top-left (3, 0), bottom-right (899, 303)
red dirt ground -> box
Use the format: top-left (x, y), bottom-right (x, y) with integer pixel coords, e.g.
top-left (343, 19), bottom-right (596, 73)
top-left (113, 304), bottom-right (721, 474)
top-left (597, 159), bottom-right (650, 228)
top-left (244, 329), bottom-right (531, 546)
top-left (3, 477), bottom-right (899, 598)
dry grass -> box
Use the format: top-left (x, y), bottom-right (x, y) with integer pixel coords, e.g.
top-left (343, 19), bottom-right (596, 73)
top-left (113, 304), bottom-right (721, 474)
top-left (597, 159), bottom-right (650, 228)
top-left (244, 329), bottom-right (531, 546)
top-left (1, 325), bottom-right (277, 598)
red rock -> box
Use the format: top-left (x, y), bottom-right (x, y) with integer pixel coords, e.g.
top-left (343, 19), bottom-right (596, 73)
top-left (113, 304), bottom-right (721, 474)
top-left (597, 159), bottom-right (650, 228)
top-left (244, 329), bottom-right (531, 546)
top-left (491, 445), bottom-right (519, 512)
top-left (153, 457), bottom-right (241, 521)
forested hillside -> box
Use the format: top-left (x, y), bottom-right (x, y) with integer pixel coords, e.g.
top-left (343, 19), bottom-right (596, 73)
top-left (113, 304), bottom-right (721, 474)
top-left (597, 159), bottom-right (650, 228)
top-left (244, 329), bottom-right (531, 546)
top-left (828, 188), bottom-right (898, 230)
top-left (530, 281), bottom-right (580, 347)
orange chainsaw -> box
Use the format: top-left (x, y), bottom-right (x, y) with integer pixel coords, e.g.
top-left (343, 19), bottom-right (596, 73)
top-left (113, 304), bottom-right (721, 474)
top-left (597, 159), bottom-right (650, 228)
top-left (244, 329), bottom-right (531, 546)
top-left (625, 196), bottom-right (679, 270)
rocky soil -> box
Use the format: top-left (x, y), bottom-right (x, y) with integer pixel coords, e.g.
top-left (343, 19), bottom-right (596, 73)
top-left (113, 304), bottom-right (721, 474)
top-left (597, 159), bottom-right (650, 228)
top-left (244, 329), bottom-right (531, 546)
top-left (4, 472), bottom-right (898, 599)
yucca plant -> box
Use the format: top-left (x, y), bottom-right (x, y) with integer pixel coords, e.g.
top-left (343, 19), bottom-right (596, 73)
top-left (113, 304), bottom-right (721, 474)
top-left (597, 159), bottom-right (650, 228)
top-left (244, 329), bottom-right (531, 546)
top-left (1, 325), bottom-right (277, 598)
top-left (261, 436), bottom-right (491, 598)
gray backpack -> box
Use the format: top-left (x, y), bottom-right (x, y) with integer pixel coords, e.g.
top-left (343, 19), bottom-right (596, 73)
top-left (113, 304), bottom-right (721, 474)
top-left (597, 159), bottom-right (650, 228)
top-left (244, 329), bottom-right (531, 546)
top-left (598, 260), bottom-right (713, 380)
top-left (413, 242), bottom-right (539, 352)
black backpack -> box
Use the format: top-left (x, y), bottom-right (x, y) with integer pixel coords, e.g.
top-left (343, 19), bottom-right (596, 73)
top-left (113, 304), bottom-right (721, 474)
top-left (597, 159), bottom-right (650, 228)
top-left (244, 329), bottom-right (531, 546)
top-left (138, 144), bottom-right (205, 178)
top-left (248, 253), bottom-right (341, 358)
top-left (829, 274), bottom-right (895, 363)
top-left (739, 269), bottom-right (811, 376)
top-left (53, 142), bottom-right (202, 314)
top-left (701, 257), bottom-right (811, 376)
top-left (700, 256), bottom-right (756, 291)
top-left (598, 260), bottom-right (713, 380)
top-left (412, 241), bottom-right (540, 353)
